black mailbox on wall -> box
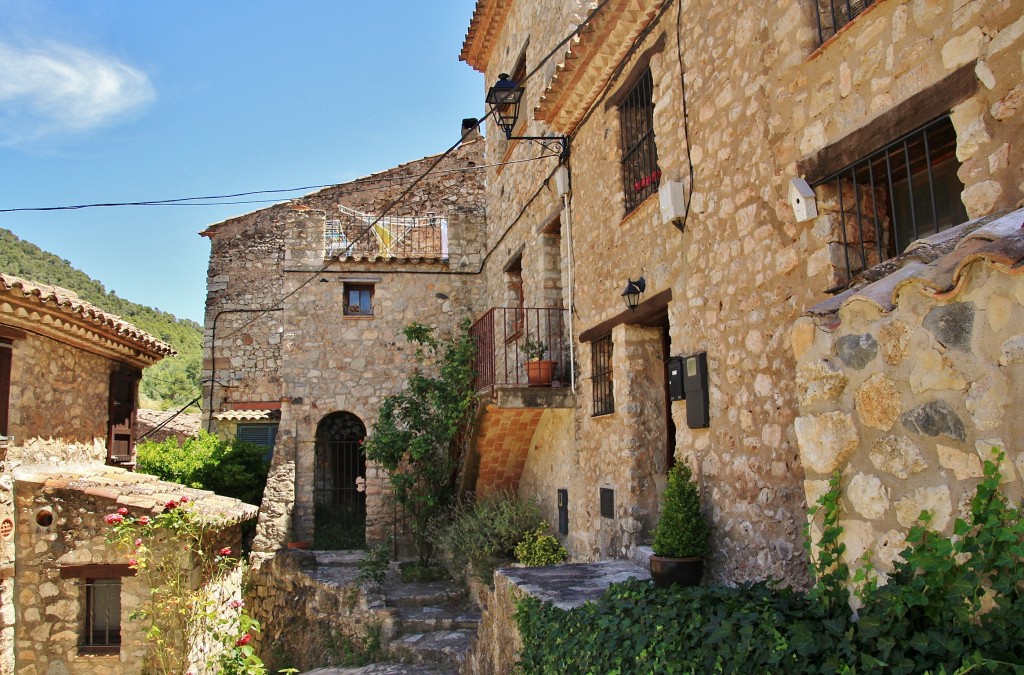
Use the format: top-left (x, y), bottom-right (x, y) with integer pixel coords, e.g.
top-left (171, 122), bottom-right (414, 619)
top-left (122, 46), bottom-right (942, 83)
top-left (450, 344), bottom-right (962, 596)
top-left (683, 351), bottom-right (710, 429)
top-left (667, 356), bottom-right (685, 401)
top-left (557, 489), bottom-right (568, 535)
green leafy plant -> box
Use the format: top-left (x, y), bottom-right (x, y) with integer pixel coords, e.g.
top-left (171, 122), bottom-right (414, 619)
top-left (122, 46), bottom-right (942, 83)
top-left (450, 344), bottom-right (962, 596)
top-left (651, 463), bottom-right (709, 558)
top-left (522, 336), bottom-right (548, 361)
top-left (137, 431), bottom-right (270, 506)
top-left (104, 498), bottom-right (266, 674)
top-left (514, 523), bottom-right (568, 567)
top-left (399, 561), bottom-right (449, 583)
top-left (430, 492), bottom-right (542, 583)
top-left (362, 321), bottom-right (477, 565)
top-left (356, 540), bottom-right (392, 584)
top-left (516, 450), bottom-right (1024, 673)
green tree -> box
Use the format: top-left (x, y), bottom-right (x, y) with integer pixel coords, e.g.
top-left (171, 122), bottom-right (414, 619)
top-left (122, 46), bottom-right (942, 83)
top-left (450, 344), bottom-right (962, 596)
top-left (362, 321), bottom-right (477, 564)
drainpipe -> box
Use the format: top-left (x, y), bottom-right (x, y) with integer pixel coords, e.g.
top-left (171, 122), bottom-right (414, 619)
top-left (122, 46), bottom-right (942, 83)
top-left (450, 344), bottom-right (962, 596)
top-left (554, 165), bottom-right (576, 394)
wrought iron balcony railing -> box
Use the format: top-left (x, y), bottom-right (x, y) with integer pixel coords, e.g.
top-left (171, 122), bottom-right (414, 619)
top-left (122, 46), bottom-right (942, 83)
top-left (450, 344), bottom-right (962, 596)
top-left (325, 205), bottom-right (449, 261)
top-left (469, 307), bottom-right (570, 396)
top-left (816, 0), bottom-right (873, 44)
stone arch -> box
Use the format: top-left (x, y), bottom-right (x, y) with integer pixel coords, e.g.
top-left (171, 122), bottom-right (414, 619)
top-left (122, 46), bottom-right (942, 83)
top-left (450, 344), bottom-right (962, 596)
top-left (313, 411), bottom-right (367, 547)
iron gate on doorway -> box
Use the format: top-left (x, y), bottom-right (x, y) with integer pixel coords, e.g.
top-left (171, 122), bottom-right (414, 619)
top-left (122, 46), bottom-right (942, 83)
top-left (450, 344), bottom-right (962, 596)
top-left (313, 412), bottom-right (367, 548)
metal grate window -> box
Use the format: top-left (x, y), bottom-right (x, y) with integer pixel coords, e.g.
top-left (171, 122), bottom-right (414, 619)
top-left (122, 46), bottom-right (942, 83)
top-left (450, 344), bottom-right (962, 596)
top-left (591, 334), bottom-right (614, 416)
top-left (80, 578), bottom-right (121, 655)
top-left (620, 69), bottom-right (660, 215)
top-left (815, 0), bottom-right (874, 44)
top-left (815, 116), bottom-right (966, 287)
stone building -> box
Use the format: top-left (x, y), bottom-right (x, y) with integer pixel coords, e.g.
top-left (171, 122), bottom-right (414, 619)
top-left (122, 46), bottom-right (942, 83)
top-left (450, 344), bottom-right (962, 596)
top-left (200, 133), bottom-right (486, 551)
top-left (458, 0), bottom-right (1024, 586)
top-left (0, 273), bottom-right (191, 673)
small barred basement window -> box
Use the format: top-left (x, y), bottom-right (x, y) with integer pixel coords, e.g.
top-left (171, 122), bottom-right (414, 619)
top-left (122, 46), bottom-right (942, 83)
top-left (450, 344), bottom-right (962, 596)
top-left (591, 334), bottom-right (614, 417)
top-left (815, 0), bottom-right (874, 44)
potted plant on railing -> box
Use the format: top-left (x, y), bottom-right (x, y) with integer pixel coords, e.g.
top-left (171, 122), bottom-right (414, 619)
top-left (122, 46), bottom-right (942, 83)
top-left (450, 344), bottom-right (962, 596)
top-left (649, 463), bottom-right (709, 588)
top-left (523, 336), bottom-right (557, 387)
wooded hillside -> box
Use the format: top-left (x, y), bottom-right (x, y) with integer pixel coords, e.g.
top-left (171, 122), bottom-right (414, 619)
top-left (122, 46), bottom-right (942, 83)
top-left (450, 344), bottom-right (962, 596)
top-left (0, 228), bottom-right (203, 411)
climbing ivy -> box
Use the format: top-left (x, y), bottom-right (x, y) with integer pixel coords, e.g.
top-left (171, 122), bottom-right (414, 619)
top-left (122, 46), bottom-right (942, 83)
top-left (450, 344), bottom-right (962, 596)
top-left (515, 450), bottom-right (1024, 674)
top-left (362, 320), bottom-right (477, 564)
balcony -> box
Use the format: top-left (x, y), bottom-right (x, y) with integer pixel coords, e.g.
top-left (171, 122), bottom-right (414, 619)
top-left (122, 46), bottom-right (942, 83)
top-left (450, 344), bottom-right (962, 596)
top-left (325, 206), bottom-right (448, 261)
top-left (469, 307), bottom-right (572, 400)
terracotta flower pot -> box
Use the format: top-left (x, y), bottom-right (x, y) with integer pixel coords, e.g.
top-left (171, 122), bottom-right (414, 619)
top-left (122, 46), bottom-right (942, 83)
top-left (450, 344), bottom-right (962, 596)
top-left (287, 541), bottom-right (311, 550)
top-left (525, 359), bottom-right (557, 386)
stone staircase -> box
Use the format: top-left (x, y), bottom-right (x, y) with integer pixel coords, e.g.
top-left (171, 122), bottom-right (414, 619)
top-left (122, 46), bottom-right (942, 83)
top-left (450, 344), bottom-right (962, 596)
top-left (292, 553), bottom-right (481, 675)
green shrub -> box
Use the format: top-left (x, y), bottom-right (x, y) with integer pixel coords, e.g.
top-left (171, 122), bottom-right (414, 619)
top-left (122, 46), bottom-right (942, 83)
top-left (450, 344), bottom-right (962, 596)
top-left (356, 541), bottom-right (391, 584)
top-left (430, 492), bottom-right (542, 583)
top-left (651, 463), bottom-right (709, 558)
top-left (514, 524), bottom-right (568, 567)
top-left (137, 431), bottom-right (270, 506)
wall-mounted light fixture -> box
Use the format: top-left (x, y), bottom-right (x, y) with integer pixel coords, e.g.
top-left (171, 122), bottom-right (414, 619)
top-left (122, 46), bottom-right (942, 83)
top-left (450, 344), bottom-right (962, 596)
top-left (621, 277), bottom-right (646, 311)
top-left (486, 73), bottom-right (569, 160)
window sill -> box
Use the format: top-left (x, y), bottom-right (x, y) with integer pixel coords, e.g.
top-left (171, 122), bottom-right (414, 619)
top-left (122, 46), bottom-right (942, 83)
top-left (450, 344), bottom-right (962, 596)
top-left (619, 192), bottom-right (659, 229)
top-left (343, 315), bottom-right (376, 320)
top-left (77, 647), bottom-right (120, 657)
top-left (807, 0), bottom-right (888, 61)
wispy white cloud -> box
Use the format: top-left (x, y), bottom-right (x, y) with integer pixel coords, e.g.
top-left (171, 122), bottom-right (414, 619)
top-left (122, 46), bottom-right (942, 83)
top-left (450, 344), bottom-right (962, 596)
top-left (0, 40), bottom-right (155, 145)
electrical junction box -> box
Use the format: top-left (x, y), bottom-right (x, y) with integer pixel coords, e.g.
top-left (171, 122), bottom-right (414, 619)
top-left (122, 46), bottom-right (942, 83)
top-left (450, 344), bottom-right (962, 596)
top-left (659, 180), bottom-right (687, 231)
top-left (667, 356), bottom-right (685, 401)
top-left (682, 352), bottom-right (710, 429)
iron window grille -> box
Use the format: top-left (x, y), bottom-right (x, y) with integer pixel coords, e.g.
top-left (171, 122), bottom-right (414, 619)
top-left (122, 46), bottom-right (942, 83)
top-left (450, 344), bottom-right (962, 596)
top-left (815, 115), bottom-right (966, 287)
top-left (816, 0), bottom-right (874, 44)
top-left (591, 334), bottom-right (614, 416)
top-left (80, 578), bottom-right (121, 655)
top-left (620, 69), bottom-right (661, 215)
top-left (343, 283), bottom-right (374, 316)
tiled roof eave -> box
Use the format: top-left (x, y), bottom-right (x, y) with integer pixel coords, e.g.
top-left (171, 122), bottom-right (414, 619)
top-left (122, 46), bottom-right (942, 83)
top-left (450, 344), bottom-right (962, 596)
top-left (460, 0), bottom-right (513, 72)
top-left (534, 0), bottom-right (666, 135)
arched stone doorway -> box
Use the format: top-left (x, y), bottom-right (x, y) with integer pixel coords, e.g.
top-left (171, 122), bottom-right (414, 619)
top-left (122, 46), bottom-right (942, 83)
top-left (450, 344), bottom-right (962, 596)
top-left (313, 411), bottom-right (367, 548)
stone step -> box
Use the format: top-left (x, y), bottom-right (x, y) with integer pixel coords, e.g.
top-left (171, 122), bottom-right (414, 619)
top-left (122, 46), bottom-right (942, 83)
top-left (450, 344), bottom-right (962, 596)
top-left (396, 605), bottom-right (481, 633)
top-left (301, 664), bottom-right (456, 675)
top-left (388, 628), bottom-right (477, 668)
top-left (380, 579), bottom-right (466, 608)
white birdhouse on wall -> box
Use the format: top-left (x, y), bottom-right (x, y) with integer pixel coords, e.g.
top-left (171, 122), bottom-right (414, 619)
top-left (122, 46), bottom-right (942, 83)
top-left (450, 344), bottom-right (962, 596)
top-left (788, 177), bottom-right (818, 222)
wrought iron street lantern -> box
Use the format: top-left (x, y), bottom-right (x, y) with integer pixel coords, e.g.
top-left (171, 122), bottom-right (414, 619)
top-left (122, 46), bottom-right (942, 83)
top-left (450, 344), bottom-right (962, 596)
top-left (622, 277), bottom-right (646, 311)
top-left (485, 73), bottom-right (569, 159)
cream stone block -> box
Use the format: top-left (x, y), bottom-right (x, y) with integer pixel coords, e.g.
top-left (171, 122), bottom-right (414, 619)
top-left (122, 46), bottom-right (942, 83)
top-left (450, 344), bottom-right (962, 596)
top-left (800, 121), bottom-right (827, 156)
top-left (941, 27), bottom-right (987, 69)
top-left (987, 14), bottom-right (1024, 57)
top-left (895, 485), bottom-right (952, 530)
top-left (909, 348), bottom-right (967, 394)
top-left (991, 84), bottom-right (1024, 120)
top-left (976, 438), bottom-right (1016, 482)
top-left (975, 61), bottom-right (996, 90)
top-left (804, 478), bottom-right (832, 511)
top-left (912, 0), bottom-right (943, 27)
top-left (807, 246), bottom-right (832, 278)
top-left (876, 528), bottom-right (908, 571)
top-left (855, 373), bottom-right (901, 430)
top-left (999, 334), bottom-right (1024, 365)
top-left (791, 318), bottom-right (816, 361)
top-left (839, 62), bottom-right (852, 98)
top-left (961, 180), bottom-right (1003, 218)
top-left (870, 435), bottom-right (928, 479)
top-left (878, 320), bottom-right (911, 365)
top-left (848, 473), bottom-right (889, 520)
top-left (796, 359), bottom-right (848, 405)
top-left (967, 371), bottom-right (1009, 432)
top-left (937, 443), bottom-right (983, 480)
top-left (840, 519), bottom-right (874, 566)
top-left (795, 412), bottom-right (859, 474)
top-left (988, 144), bottom-right (1011, 175)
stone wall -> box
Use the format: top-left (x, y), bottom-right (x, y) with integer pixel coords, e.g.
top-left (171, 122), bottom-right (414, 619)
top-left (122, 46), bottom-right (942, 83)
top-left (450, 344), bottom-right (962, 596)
top-left (246, 550), bottom-right (393, 672)
top-left (792, 221), bottom-right (1024, 578)
top-left (464, 0), bottom-right (1024, 586)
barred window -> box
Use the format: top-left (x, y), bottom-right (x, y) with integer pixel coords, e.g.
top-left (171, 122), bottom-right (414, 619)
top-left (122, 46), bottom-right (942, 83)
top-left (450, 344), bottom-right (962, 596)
top-left (620, 69), bottom-right (660, 215)
top-left (815, 116), bottom-right (966, 286)
top-left (815, 0), bottom-right (874, 44)
top-left (81, 578), bottom-right (121, 655)
top-left (591, 334), bottom-right (614, 417)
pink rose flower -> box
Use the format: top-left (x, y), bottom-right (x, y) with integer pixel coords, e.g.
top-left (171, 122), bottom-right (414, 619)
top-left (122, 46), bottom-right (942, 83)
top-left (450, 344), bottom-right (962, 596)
top-left (164, 500), bottom-right (178, 510)
top-left (128, 558), bottom-right (138, 567)
top-left (229, 599), bottom-right (244, 609)
top-left (117, 506), bottom-right (129, 516)
top-left (104, 513), bottom-right (124, 524)
top-left (179, 495), bottom-right (189, 503)
top-left (219, 547), bottom-right (232, 556)
top-left (137, 516), bottom-right (150, 526)
top-left (134, 538), bottom-right (143, 548)
top-left (235, 633), bottom-right (252, 647)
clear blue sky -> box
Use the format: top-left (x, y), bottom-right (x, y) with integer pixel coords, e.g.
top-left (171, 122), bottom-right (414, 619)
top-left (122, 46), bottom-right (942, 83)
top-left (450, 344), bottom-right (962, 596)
top-left (0, 0), bottom-right (483, 323)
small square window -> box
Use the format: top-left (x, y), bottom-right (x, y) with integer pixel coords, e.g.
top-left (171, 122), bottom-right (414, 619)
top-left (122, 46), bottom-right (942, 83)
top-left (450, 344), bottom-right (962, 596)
top-left (80, 578), bottom-right (121, 655)
top-left (343, 283), bottom-right (374, 316)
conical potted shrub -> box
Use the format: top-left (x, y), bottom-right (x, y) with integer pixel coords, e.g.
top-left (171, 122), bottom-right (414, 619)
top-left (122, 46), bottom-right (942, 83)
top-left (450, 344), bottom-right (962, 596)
top-left (650, 463), bottom-right (709, 588)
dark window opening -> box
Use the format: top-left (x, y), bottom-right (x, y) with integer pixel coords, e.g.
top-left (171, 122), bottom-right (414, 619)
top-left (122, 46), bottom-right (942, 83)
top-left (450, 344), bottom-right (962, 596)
top-left (815, 116), bottom-right (966, 286)
top-left (592, 334), bottom-right (614, 417)
top-left (620, 69), bottom-right (660, 215)
top-left (0, 339), bottom-right (11, 437)
top-left (237, 423), bottom-right (279, 462)
top-left (80, 578), bottom-right (121, 655)
top-left (504, 254), bottom-right (525, 340)
top-left (343, 283), bottom-right (374, 316)
top-left (816, 0), bottom-right (875, 44)
top-left (107, 369), bottom-right (140, 467)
